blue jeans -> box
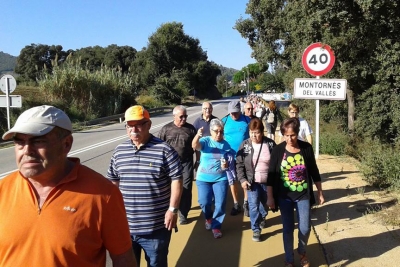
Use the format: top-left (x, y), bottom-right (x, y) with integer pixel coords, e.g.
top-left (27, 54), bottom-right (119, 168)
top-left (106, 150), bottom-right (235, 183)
top-left (278, 198), bottom-right (311, 264)
top-left (131, 228), bottom-right (172, 267)
top-left (247, 183), bottom-right (268, 232)
top-left (196, 179), bottom-right (228, 230)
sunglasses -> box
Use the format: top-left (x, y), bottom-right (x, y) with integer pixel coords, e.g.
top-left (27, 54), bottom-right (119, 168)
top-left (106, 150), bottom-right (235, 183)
top-left (211, 129), bottom-right (224, 134)
top-left (178, 115), bottom-right (188, 119)
top-left (126, 121), bottom-right (148, 130)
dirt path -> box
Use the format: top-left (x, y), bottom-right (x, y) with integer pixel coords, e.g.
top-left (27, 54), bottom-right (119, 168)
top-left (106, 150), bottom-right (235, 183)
top-left (313, 155), bottom-right (400, 267)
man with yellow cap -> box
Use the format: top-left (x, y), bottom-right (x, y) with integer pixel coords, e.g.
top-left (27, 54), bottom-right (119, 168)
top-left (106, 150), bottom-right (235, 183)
top-left (107, 105), bottom-right (183, 267)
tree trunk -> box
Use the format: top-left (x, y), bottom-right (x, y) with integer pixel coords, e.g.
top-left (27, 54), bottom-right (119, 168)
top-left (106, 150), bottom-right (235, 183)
top-left (347, 87), bottom-right (355, 136)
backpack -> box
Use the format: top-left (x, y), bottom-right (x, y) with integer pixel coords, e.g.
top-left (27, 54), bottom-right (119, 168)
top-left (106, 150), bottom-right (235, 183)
top-left (266, 109), bottom-right (275, 123)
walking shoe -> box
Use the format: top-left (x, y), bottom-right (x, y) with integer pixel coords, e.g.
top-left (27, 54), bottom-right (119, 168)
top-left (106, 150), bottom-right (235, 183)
top-left (243, 201), bottom-right (249, 217)
top-left (299, 254), bottom-right (310, 267)
top-left (179, 212), bottom-right (188, 225)
top-left (230, 203), bottom-right (242, 216)
top-left (205, 219), bottom-right (212, 230)
top-left (212, 229), bottom-right (222, 239)
top-left (260, 217), bottom-right (267, 229)
top-left (252, 231), bottom-right (261, 242)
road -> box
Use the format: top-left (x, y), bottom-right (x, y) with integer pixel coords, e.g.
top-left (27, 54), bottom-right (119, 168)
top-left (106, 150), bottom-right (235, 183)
top-left (0, 98), bottom-right (327, 267)
top-left (0, 100), bottom-right (226, 179)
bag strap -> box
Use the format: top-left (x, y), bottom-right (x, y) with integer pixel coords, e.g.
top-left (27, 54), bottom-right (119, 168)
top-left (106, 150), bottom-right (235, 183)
top-left (253, 141), bottom-right (263, 173)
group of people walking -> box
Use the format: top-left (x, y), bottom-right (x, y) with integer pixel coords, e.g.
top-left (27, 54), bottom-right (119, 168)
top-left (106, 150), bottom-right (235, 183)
top-left (0, 98), bottom-right (324, 267)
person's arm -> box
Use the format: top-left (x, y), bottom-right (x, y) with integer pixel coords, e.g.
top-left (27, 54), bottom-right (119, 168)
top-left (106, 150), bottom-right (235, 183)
top-left (158, 125), bottom-right (166, 140)
top-left (304, 120), bottom-right (313, 144)
top-left (107, 156), bottom-right (120, 188)
top-left (165, 179), bottom-right (183, 231)
top-left (303, 144), bottom-right (324, 204)
top-left (192, 127), bottom-right (203, 151)
top-left (109, 248), bottom-right (137, 267)
top-left (236, 143), bottom-right (250, 189)
top-left (266, 186), bottom-right (275, 210)
top-left (314, 181), bottom-right (325, 205)
top-left (306, 134), bottom-right (312, 144)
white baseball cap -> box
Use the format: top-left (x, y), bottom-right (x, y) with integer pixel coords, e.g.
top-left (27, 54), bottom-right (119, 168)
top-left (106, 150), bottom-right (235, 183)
top-left (2, 105), bottom-right (72, 140)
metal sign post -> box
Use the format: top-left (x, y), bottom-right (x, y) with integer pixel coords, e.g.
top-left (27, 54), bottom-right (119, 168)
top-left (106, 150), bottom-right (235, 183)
top-left (6, 80), bottom-right (10, 129)
top-left (298, 43), bottom-right (341, 159)
top-left (0, 75), bottom-right (18, 129)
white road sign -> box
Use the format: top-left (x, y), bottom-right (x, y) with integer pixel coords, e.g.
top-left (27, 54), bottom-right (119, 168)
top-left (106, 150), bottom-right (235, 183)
top-left (0, 95), bottom-right (22, 107)
top-left (294, 78), bottom-right (347, 100)
top-left (302, 43), bottom-right (335, 77)
top-left (0, 74), bottom-right (17, 94)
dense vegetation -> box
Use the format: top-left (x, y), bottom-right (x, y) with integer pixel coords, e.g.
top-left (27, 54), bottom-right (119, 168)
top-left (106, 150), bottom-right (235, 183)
top-left (235, 0), bottom-right (400, 190)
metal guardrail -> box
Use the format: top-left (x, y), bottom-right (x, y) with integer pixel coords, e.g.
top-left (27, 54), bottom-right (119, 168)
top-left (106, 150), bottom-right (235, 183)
top-left (79, 107), bottom-right (174, 126)
top-left (0, 106), bottom-right (174, 147)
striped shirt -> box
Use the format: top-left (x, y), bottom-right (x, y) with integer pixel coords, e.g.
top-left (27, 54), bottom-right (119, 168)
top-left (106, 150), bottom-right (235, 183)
top-left (107, 135), bottom-right (183, 235)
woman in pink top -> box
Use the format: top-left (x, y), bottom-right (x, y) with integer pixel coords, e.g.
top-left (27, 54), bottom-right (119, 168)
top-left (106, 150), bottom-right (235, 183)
top-left (236, 118), bottom-right (276, 242)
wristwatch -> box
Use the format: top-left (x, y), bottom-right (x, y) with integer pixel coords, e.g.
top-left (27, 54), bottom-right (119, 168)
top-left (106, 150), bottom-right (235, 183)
top-left (168, 206), bottom-right (178, 214)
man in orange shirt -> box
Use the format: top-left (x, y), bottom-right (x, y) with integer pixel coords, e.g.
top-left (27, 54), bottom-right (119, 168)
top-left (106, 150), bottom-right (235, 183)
top-left (0, 105), bottom-right (136, 267)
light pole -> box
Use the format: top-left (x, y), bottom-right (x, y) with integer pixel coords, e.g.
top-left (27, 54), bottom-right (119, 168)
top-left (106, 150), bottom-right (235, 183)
top-left (225, 80), bottom-right (228, 97)
top-left (242, 71), bottom-right (246, 95)
top-left (245, 67), bottom-right (250, 95)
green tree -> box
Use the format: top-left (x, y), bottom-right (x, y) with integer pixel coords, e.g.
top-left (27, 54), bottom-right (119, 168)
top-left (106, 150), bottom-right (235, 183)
top-left (103, 45), bottom-right (137, 72)
top-left (235, 0), bottom-right (400, 138)
top-left (15, 44), bottom-right (68, 82)
top-left (130, 22), bottom-right (221, 104)
top-left (73, 45), bottom-right (107, 71)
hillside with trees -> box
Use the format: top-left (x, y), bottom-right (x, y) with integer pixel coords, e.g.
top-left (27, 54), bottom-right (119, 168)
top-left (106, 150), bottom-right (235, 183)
top-left (1, 22), bottom-right (227, 121)
top-left (0, 52), bottom-right (17, 75)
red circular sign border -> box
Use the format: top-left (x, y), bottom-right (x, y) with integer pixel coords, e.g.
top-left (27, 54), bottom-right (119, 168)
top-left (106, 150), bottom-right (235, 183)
top-left (302, 43), bottom-right (335, 76)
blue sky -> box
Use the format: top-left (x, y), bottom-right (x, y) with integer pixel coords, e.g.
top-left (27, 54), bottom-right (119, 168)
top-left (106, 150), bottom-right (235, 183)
top-left (1, 0), bottom-right (256, 70)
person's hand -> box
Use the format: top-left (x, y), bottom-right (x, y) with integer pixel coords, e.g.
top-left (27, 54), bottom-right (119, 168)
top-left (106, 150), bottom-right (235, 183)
top-left (164, 210), bottom-right (178, 231)
top-left (318, 191), bottom-right (325, 205)
top-left (241, 181), bottom-right (250, 190)
top-left (197, 127), bottom-right (203, 137)
top-left (267, 197), bottom-right (275, 210)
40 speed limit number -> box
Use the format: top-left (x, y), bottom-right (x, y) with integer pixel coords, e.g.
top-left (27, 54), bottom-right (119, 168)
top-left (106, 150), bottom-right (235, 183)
top-left (302, 43), bottom-right (335, 76)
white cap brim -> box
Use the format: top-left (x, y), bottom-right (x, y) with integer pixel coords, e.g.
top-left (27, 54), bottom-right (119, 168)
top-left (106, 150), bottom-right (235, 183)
top-left (2, 123), bottom-right (55, 140)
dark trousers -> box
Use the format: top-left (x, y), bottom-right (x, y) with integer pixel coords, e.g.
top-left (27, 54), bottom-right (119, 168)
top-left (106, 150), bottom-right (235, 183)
top-left (179, 160), bottom-right (194, 218)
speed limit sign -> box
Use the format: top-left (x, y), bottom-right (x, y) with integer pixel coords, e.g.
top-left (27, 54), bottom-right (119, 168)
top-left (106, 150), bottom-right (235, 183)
top-left (302, 43), bottom-right (335, 76)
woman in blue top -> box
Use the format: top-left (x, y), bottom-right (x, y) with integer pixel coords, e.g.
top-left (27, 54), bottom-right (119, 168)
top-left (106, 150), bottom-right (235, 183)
top-left (192, 119), bottom-right (235, 239)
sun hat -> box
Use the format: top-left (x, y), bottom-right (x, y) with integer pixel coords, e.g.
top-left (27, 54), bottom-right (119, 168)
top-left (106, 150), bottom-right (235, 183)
top-left (228, 100), bottom-right (241, 113)
top-left (124, 105), bottom-right (150, 122)
top-left (2, 105), bottom-right (72, 140)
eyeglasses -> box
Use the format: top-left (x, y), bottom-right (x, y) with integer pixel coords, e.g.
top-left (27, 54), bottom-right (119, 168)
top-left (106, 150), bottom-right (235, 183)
top-left (13, 133), bottom-right (69, 150)
top-left (211, 129), bottom-right (224, 134)
top-left (126, 121), bottom-right (148, 130)
top-left (178, 115), bottom-right (188, 119)
top-left (246, 108), bottom-right (253, 110)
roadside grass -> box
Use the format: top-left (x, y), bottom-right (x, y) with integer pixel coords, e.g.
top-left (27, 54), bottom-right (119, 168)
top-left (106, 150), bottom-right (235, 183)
top-left (5, 88), bottom-right (400, 228)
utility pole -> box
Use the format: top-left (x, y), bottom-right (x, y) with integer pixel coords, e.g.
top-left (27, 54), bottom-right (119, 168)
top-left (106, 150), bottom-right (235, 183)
top-left (246, 67), bottom-right (250, 95)
top-left (225, 80), bottom-right (228, 97)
